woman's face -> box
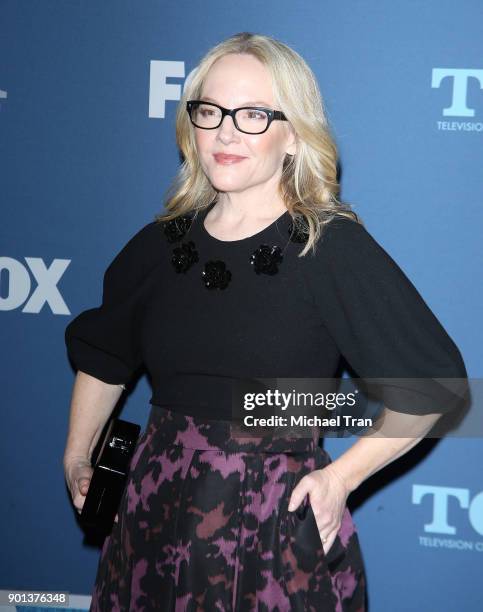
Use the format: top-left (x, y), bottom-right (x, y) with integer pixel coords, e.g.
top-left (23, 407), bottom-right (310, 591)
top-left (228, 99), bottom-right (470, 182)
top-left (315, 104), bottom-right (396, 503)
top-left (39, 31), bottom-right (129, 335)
top-left (193, 53), bottom-right (296, 197)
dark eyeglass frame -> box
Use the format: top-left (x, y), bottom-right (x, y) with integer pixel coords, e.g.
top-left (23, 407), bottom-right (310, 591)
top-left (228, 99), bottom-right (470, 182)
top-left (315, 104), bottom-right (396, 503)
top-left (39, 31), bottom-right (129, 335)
top-left (186, 100), bottom-right (288, 135)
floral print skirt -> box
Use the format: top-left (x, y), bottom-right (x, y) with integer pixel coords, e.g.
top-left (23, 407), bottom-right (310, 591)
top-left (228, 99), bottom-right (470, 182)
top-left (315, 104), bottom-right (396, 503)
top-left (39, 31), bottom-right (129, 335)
top-left (89, 404), bottom-right (367, 611)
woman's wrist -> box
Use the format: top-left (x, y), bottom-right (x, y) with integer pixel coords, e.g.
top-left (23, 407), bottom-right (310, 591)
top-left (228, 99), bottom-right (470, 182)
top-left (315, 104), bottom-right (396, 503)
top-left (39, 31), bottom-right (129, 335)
top-left (63, 453), bottom-right (91, 471)
top-left (324, 462), bottom-right (355, 495)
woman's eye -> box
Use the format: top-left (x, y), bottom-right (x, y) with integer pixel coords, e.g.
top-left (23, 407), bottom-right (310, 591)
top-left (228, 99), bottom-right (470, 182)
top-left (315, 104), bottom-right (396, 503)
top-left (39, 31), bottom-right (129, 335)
top-left (247, 110), bottom-right (265, 120)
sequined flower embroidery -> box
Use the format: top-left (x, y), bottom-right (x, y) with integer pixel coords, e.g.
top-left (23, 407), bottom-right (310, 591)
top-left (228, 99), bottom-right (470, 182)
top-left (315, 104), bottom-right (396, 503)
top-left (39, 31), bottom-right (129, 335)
top-left (202, 260), bottom-right (232, 290)
top-left (172, 241), bottom-right (199, 273)
top-left (163, 215), bottom-right (193, 243)
top-left (250, 245), bottom-right (283, 275)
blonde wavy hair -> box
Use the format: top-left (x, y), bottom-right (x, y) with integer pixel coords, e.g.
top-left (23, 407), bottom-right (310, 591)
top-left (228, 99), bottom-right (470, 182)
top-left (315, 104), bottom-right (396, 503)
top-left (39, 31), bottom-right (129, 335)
top-left (156, 31), bottom-right (362, 256)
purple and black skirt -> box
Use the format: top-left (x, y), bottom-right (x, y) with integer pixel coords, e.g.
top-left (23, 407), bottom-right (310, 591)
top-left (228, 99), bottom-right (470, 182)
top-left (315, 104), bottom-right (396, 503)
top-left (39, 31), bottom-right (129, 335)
top-left (89, 404), bottom-right (367, 611)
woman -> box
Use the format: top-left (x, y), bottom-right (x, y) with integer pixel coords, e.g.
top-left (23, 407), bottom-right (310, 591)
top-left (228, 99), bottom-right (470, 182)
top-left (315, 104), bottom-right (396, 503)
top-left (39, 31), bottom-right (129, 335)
top-left (64, 32), bottom-right (468, 611)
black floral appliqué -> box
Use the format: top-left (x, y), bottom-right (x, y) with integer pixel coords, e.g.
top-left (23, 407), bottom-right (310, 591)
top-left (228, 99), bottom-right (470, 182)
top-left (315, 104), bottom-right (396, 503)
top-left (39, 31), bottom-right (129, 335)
top-left (202, 260), bottom-right (232, 289)
top-left (288, 221), bottom-right (308, 244)
top-left (249, 245), bottom-right (283, 275)
top-left (171, 241), bottom-right (199, 273)
top-left (163, 215), bottom-right (193, 243)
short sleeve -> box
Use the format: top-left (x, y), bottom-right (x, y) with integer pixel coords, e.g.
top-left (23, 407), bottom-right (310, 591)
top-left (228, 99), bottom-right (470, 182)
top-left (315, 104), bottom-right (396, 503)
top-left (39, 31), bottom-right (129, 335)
top-left (64, 221), bottom-right (163, 385)
top-left (304, 217), bottom-right (469, 415)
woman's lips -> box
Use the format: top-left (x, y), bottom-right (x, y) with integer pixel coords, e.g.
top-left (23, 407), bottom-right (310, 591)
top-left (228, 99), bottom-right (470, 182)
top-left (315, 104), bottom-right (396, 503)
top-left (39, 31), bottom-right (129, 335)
top-left (213, 153), bottom-right (247, 165)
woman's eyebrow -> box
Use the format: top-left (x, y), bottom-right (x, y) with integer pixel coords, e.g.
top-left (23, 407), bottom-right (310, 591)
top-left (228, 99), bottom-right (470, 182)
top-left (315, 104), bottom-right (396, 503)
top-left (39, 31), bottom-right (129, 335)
top-left (200, 96), bottom-right (272, 106)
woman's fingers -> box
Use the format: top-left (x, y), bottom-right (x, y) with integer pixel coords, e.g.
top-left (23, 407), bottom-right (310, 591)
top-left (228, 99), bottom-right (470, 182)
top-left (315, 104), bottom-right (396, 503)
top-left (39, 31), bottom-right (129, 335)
top-left (77, 476), bottom-right (90, 494)
top-left (73, 479), bottom-right (91, 513)
top-left (65, 459), bottom-right (93, 513)
top-left (318, 526), bottom-right (338, 554)
top-left (289, 466), bottom-right (350, 552)
top-left (288, 472), bottom-right (314, 511)
top-left (311, 499), bottom-right (341, 554)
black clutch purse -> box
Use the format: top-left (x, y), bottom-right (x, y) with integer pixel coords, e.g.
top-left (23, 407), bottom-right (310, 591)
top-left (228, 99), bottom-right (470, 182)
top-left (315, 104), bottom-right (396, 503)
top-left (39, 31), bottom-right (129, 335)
top-left (80, 418), bottom-right (141, 531)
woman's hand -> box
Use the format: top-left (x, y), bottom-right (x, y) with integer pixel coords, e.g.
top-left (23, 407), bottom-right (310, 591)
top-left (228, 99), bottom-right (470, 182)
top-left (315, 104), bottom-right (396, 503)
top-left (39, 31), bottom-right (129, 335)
top-left (288, 463), bottom-right (351, 554)
top-left (64, 456), bottom-right (119, 523)
top-left (64, 456), bottom-right (93, 516)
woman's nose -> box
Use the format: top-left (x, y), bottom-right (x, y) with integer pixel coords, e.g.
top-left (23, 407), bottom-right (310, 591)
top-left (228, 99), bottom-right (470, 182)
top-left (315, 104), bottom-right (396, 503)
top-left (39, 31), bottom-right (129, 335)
top-left (216, 114), bottom-right (240, 142)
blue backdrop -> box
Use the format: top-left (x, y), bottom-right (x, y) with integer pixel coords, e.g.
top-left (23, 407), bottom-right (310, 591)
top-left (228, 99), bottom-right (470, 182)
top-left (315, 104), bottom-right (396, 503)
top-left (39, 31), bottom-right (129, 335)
top-left (1, 1), bottom-right (481, 610)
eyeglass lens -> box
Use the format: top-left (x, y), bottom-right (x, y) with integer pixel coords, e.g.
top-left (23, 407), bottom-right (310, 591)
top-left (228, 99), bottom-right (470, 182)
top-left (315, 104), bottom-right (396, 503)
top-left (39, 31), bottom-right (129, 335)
top-left (190, 103), bottom-right (269, 134)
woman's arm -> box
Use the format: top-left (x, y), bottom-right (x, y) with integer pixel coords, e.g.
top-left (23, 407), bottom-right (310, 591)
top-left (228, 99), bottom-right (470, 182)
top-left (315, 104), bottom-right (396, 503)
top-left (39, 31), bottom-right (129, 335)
top-left (63, 371), bottom-right (126, 516)
top-left (288, 409), bottom-right (442, 555)
top-left (63, 371), bottom-right (124, 467)
top-left (328, 409), bottom-right (441, 493)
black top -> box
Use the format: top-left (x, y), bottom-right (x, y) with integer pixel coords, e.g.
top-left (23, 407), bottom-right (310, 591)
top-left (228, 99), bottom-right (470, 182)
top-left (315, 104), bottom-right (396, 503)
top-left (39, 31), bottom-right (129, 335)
top-left (65, 203), bottom-right (468, 420)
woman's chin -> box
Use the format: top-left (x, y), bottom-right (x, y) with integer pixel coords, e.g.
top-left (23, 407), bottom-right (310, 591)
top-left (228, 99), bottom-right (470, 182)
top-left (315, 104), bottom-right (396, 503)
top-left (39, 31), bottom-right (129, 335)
top-left (207, 175), bottom-right (248, 192)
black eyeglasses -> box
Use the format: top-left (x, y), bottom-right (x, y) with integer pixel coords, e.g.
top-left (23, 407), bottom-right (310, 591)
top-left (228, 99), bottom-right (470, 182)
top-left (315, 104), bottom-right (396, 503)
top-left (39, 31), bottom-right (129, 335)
top-left (186, 100), bottom-right (287, 135)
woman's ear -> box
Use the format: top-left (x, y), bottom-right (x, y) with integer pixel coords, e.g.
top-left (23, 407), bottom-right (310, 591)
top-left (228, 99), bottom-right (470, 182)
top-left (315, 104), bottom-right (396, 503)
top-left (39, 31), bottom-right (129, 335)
top-left (285, 125), bottom-right (298, 156)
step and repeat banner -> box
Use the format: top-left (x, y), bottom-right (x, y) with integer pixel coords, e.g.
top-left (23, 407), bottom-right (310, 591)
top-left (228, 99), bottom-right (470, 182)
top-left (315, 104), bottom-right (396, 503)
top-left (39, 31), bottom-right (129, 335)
top-left (1, 2), bottom-right (481, 611)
